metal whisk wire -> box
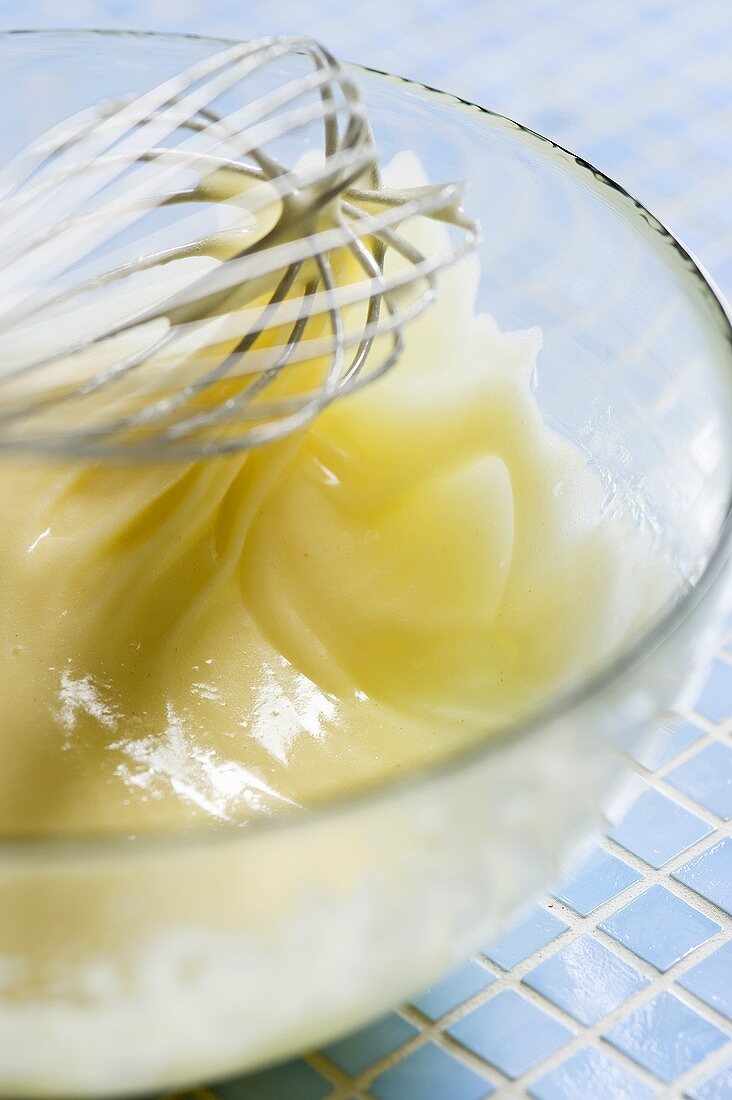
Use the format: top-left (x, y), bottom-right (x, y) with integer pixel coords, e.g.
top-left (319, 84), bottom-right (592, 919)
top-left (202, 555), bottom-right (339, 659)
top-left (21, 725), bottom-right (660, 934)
top-left (0, 36), bottom-right (478, 458)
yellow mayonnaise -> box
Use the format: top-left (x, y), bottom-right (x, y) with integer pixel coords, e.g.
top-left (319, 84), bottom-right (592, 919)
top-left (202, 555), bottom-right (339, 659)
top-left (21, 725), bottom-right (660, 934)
top-left (0, 162), bottom-right (668, 838)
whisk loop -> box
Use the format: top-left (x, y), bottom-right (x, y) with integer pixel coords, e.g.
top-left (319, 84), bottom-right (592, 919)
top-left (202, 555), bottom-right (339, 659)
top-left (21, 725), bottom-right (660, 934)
top-left (0, 36), bottom-right (478, 458)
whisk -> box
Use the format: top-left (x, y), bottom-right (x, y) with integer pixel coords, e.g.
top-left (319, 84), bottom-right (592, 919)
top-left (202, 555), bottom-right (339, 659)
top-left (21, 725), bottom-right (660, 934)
top-left (0, 36), bottom-right (477, 458)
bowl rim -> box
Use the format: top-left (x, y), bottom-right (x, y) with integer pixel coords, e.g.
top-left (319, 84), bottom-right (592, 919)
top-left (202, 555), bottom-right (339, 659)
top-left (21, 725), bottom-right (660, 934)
top-left (1, 26), bottom-right (731, 855)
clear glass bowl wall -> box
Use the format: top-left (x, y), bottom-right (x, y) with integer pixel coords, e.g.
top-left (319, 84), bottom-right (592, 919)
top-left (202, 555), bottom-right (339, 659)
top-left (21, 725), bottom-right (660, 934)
top-left (0, 30), bottom-right (731, 1098)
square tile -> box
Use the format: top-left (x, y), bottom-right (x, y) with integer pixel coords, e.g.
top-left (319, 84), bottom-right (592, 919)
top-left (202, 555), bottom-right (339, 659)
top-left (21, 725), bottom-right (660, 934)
top-left (667, 743), bottom-right (732, 820)
top-left (322, 1013), bottom-right (417, 1075)
top-left (599, 885), bottom-right (721, 971)
top-left (694, 661), bottom-right (732, 725)
top-left (554, 846), bottom-right (642, 916)
top-left (678, 941), bottom-right (732, 1021)
top-left (674, 838), bottom-right (732, 915)
top-left (482, 906), bottom-right (568, 970)
top-left (411, 961), bottom-right (496, 1021)
top-left (631, 719), bottom-right (704, 771)
top-left (448, 989), bottom-right (573, 1079)
top-left (523, 935), bottom-right (649, 1025)
top-left (608, 789), bottom-right (713, 868)
top-left (370, 1042), bottom-right (493, 1100)
top-left (686, 1061), bottom-right (732, 1099)
top-left (603, 991), bottom-right (728, 1083)
top-left (529, 1046), bottom-right (656, 1100)
top-left (217, 1060), bottom-right (331, 1100)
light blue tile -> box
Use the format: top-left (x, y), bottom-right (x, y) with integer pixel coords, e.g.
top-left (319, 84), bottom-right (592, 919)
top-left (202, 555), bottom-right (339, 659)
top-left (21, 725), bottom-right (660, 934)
top-left (645, 111), bottom-right (686, 136)
top-left (529, 1046), bottom-right (656, 1100)
top-left (694, 661), bottom-right (732, 724)
top-left (667, 743), bottom-right (732, 820)
top-left (370, 1042), bottom-right (493, 1100)
top-left (583, 134), bottom-right (635, 171)
top-left (599, 884), bottom-right (721, 971)
top-left (554, 846), bottom-right (642, 916)
top-left (642, 161), bottom-right (700, 200)
top-left (483, 906), bottom-right (568, 970)
top-left (686, 1061), bottom-right (732, 1100)
top-left (700, 77), bottom-right (732, 108)
top-left (678, 941), bottom-right (732, 1021)
top-left (631, 719), bottom-right (705, 771)
top-left (533, 108), bottom-right (573, 133)
top-left (696, 240), bottom-right (732, 287)
top-left (608, 789), bottom-right (713, 868)
top-left (448, 989), bottom-right (573, 1079)
top-left (411, 960), bottom-right (496, 1020)
top-left (217, 1060), bottom-right (331, 1100)
top-left (674, 838), bottom-right (732, 916)
top-left (322, 1013), bottom-right (417, 1075)
top-left (524, 935), bottom-right (649, 1025)
top-left (603, 992), bottom-right (729, 1083)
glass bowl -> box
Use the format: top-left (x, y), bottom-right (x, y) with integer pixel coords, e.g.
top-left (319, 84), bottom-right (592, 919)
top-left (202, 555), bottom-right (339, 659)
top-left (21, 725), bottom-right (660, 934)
top-left (1, 29), bottom-right (731, 1098)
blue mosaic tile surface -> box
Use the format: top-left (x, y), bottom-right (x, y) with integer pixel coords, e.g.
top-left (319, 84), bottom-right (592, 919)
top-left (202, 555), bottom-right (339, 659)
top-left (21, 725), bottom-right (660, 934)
top-left (674, 840), bottom-right (732, 918)
top-left (603, 993), bottom-right (728, 1085)
top-left (667, 745), bottom-right (732, 822)
top-left (447, 990), bottom-right (575, 1080)
top-left (631, 719), bottom-right (705, 772)
top-left (7, 0), bottom-right (730, 1094)
top-left (599, 885), bottom-right (722, 973)
top-left (554, 846), bottom-right (642, 917)
top-left (370, 1044), bottom-right (492, 1100)
top-left (687, 1062), bottom-right (732, 1100)
top-left (410, 961), bottom-right (497, 1021)
top-left (607, 790), bottom-right (714, 870)
top-left (522, 935), bottom-right (649, 1025)
top-left (529, 1048), bottom-right (656, 1100)
top-left (322, 1015), bottom-right (419, 1077)
top-left (678, 943), bottom-right (732, 1023)
top-left (483, 906), bottom-right (569, 971)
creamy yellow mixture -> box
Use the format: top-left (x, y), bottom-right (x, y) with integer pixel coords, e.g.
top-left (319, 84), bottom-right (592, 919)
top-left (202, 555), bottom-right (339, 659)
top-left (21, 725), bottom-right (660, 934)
top-left (0, 164), bottom-right (667, 838)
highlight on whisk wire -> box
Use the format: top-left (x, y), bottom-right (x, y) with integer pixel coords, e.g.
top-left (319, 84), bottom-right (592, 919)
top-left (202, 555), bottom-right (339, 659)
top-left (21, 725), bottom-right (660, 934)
top-left (0, 37), bottom-right (477, 459)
